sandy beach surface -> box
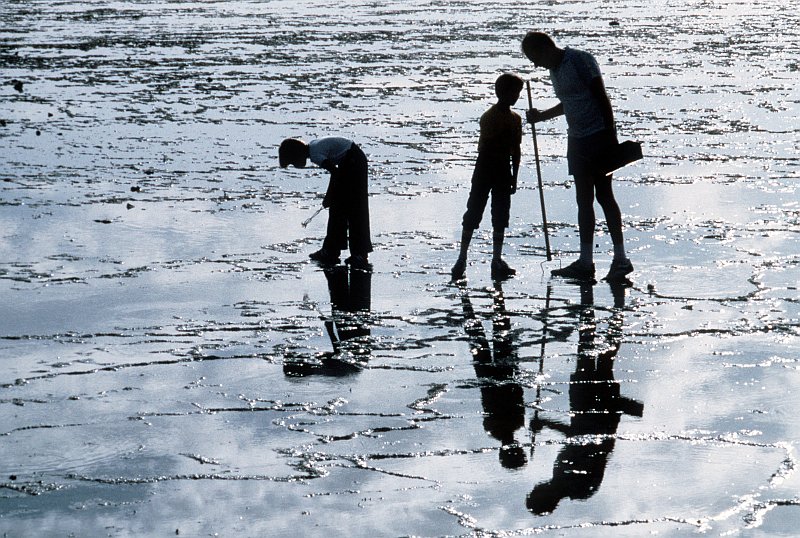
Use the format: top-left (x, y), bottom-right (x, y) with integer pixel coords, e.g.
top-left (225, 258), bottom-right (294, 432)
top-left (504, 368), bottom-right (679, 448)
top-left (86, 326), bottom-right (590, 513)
top-left (2, 0), bottom-right (799, 536)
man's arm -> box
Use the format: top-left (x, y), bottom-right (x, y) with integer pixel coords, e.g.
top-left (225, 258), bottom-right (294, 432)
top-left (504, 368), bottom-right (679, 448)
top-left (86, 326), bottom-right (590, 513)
top-left (589, 76), bottom-right (615, 136)
top-left (526, 102), bottom-right (564, 124)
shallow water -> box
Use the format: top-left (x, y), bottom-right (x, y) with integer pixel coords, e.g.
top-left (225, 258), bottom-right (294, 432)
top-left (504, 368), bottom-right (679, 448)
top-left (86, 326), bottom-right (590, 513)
top-left (1, 0), bottom-right (799, 536)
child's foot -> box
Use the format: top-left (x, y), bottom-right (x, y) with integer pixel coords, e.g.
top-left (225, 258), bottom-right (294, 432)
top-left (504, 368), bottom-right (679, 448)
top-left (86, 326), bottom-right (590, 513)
top-left (309, 248), bottom-right (340, 264)
top-left (551, 260), bottom-right (595, 281)
top-left (604, 258), bottom-right (633, 282)
top-left (345, 254), bottom-right (372, 271)
top-left (451, 257), bottom-right (467, 281)
top-left (491, 258), bottom-right (516, 280)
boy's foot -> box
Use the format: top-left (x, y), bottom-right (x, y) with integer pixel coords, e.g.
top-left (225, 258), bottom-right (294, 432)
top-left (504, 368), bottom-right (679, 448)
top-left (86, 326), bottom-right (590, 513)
top-left (551, 260), bottom-right (595, 281)
top-left (451, 257), bottom-right (467, 281)
top-left (491, 258), bottom-right (516, 280)
top-left (604, 258), bottom-right (634, 282)
top-left (309, 248), bottom-right (340, 264)
top-left (345, 254), bottom-right (372, 271)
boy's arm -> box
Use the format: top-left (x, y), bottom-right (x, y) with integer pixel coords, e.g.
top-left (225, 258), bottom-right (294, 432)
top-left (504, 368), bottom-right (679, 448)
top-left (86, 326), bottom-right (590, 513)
top-left (321, 160), bottom-right (339, 208)
top-left (511, 119), bottom-right (522, 193)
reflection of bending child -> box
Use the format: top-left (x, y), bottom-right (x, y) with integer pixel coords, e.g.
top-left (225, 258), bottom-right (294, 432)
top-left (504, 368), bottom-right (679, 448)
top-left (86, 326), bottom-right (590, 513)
top-left (279, 137), bottom-right (372, 270)
top-left (452, 73), bottom-right (523, 281)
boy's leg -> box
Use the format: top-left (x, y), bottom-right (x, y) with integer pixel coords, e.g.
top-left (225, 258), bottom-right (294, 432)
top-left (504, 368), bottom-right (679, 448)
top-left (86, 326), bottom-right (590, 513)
top-left (316, 205), bottom-right (345, 261)
top-left (492, 228), bottom-right (504, 261)
top-left (490, 185), bottom-right (515, 279)
top-left (458, 227), bottom-right (473, 260)
top-left (342, 146), bottom-right (372, 260)
top-left (451, 227), bottom-right (472, 280)
top-left (453, 173), bottom-right (491, 280)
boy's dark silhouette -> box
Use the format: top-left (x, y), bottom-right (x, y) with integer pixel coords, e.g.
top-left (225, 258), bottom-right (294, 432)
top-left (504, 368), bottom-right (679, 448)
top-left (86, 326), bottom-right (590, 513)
top-left (452, 73), bottom-right (524, 282)
top-left (522, 32), bottom-right (633, 283)
top-left (279, 137), bottom-right (372, 270)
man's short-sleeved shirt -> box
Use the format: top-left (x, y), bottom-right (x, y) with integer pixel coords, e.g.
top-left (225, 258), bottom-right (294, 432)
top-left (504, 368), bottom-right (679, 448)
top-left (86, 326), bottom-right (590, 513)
top-left (309, 137), bottom-right (354, 167)
top-left (550, 47), bottom-right (606, 139)
top-left (477, 104), bottom-right (522, 158)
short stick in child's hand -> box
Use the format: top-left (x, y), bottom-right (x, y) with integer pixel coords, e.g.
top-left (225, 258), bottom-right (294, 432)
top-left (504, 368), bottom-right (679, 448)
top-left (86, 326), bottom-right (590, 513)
top-left (301, 206), bottom-right (324, 228)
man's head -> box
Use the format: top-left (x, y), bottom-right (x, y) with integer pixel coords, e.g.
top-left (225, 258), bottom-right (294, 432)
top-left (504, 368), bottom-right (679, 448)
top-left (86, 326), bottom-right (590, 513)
top-left (279, 138), bottom-right (308, 168)
top-left (522, 32), bottom-right (559, 69)
top-left (495, 73), bottom-right (524, 106)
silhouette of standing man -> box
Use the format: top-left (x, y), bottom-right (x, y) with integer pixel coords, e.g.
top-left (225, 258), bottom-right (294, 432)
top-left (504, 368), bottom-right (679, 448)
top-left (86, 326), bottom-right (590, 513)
top-left (522, 32), bottom-right (633, 283)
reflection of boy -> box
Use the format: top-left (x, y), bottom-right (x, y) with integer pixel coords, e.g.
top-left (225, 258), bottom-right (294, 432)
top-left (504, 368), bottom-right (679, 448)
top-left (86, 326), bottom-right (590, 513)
top-left (452, 73), bottom-right (523, 281)
top-left (279, 137), bottom-right (372, 270)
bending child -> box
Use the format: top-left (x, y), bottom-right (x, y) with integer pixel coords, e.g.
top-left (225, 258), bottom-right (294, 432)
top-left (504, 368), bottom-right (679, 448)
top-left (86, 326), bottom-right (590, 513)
top-left (279, 136), bottom-right (372, 270)
top-left (452, 73), bottom-right (523, 281)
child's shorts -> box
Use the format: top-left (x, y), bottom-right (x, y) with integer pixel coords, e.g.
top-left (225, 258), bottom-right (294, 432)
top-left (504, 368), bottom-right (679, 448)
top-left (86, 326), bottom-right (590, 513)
top-left (462, 154), bottom-right (513, 230)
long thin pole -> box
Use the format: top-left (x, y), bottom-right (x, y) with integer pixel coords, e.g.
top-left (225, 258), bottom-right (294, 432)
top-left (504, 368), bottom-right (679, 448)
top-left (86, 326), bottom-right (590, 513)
top-left (526, 80), bottom-right (552, 261)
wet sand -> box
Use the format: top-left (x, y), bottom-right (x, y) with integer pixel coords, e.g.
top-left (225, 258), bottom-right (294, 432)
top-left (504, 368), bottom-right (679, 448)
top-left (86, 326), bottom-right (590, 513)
top-left (1, 0), bottom-right (799, 536)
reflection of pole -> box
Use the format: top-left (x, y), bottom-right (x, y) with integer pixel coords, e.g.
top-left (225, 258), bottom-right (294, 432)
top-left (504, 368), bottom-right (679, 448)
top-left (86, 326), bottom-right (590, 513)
top-left (531, 284), bottom-right (552, 455)
top-left (526, 80), bottom-right (552, 261)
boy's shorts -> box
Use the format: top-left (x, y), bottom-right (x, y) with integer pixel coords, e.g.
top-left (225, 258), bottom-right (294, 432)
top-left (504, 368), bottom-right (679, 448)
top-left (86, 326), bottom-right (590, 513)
top-left (462, 154), bottom-right (512, 230)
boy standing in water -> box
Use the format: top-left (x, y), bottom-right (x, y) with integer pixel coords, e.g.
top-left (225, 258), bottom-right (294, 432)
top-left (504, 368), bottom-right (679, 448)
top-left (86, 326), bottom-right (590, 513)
top-left (452, 73), bottom-right (524, 281)
top-left (279, 136), bottom-right (372, 270)
top-left (522, 31), bottom-right (633, 282)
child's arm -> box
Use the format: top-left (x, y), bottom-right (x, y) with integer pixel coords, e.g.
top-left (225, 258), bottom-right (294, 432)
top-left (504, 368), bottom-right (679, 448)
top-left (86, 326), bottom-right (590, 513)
top-left (321, 161), bottom-right (339, 208)
top-left (511, 117), bottom-right (522, 193)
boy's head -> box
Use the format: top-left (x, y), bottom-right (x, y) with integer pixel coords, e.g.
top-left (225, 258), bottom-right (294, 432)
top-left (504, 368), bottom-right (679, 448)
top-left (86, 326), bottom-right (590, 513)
top-left (522, 32), bottom-right (557, 68)
top-left (495, 73), bottom-right (524, 106)
top-left (279, 138), bottom-right (309, 168)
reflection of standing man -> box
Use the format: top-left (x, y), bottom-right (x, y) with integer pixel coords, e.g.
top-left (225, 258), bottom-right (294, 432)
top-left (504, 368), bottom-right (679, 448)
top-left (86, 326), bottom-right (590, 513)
top-left (522, 32), bottom-right (633, 283)
top-left (527, 283), bottom-right (643, 515)
top-left (461, 284), bottom-right (527, 469)
top-left (283, 265), bottom-right (372, 377)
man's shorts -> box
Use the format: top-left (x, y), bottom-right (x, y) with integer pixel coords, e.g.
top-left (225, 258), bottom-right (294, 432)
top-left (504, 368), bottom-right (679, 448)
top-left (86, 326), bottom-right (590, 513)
top-left (567, 128), bottom-right (617, 177)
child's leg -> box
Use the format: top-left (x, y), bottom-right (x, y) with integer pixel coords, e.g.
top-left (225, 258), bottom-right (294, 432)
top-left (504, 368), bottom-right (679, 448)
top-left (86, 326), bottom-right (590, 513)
top-left (459, 178), bottom-right (491, 262)
top-left (322, 205), bottom-right (346, 256)
top-left (492, 228), bottom-right (505, 261)
top-left (341, 146), bottom-right (372, 258)
top-left (451, 227), bottom-right (472, 279)
top-left (490, 181), bottom-right (512, 262)
top-left (457, 227), bottom-right (473, 261)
